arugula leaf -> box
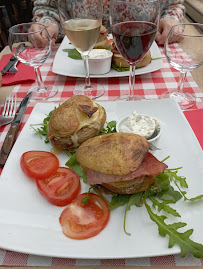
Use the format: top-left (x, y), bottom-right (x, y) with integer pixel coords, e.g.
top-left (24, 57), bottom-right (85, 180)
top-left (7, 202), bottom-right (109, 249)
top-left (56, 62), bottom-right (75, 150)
top-left (65, 152), bottom-right (87, 183)
top-left (123, 192), bottom-right (144, 235)
top-left (158, 186), bottom-right (183, 203)
top-left (30, 108), bottom-right (56, 143)
top-left (81, 187), bottom-right (92, 205)
top-left (108, 194), bottom-right (131, 210)
top-left (148, 172), bottom-right (171, 195)
top-left (63, 48), bottom-right (82, 59)
top-left (165, 169), bottom-right (203, 202)
top-left (150, 197), bottom-right (181, 217)
top-left (91, 185), bottom-right (110, 205)
top-left (147, 170), bottom-right (184, 203)
top-left (99, 120), bottom-right (117, 135)
top-left (111, 63), bottom-right (130, 72)
top-left (144, 198), bottom-right (203, 259)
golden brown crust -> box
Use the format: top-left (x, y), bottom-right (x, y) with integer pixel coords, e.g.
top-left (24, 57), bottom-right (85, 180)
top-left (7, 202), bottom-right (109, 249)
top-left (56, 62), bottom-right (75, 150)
top-left (47, 95), bottom-right (106, 151)
top-left (94, 36), bottom-right (109, 49)
top-left (77, 133), bottom-right (149, 176)
top-left (112, 50), bottom-right (151, 68)
top-left (94, 25), bottom-right (109, 49)
top-left (102, 175), bottom-right (155, 194)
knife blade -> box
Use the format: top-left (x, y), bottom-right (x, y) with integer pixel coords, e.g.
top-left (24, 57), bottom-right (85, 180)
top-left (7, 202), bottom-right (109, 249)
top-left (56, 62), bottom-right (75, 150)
top-left (0, 92), bottom-right (32, 167)
top-left (0, 56), bottom-right (18, 75)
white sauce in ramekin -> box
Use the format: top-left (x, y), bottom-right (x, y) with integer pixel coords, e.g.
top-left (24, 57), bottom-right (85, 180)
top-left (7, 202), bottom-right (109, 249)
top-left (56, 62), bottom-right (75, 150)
top-left (89, 49), bottom-right (110, 59)
top-left (119, 111), bottom-right (161, 139)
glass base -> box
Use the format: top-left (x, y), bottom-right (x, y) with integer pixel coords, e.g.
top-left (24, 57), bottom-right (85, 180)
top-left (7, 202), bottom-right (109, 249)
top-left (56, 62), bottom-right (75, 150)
top-left (73, 83), bottom-right (104, 99)
top-left (116, 95), bottom-right (144, 101)
top-left (29, 85), bottom-right (58, 100)
top-left (161, 91), bottom-right (196, 110)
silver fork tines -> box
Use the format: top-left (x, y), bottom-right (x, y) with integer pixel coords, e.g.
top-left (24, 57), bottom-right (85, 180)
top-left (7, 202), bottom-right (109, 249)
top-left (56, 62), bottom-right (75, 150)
top-left (0, 94), bottom-right (17, 127)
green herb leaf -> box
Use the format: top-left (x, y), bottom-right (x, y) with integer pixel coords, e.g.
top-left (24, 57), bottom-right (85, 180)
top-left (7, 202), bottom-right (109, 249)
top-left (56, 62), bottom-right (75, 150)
top-left (123, 192), bottom-right (144, 235)
top-left (108, 194), bottom-right (131, 210)
top-left (30, 107), bottom-right (56, 143)
top-left (165, 169), bottom-right (203, 202)
top-left (150, 197), bottom-right (181, 217)
top-left (65, 152), bottom-right (87, 183)
top-left (81, 193), bottom-right (89, 205)
top-left (63, 48), bottom-right (82, 59)
top-left (99, 120), bottom-right (117, 135)
top-left (111, 63), bottom-right (129, 72)
top-left (158, 186), bottom-right (183, 203)
top-left (91, 185), bottom-right (110, 205)
top-left (144, 198), bottom-right (203, 259)
top-left (81, 187), bottom-right (92, 205)
top-left (189, 195), bottom-right (203, 201)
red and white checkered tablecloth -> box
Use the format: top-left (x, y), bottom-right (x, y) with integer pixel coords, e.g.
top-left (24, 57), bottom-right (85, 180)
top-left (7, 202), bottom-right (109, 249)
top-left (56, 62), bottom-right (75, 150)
top-left (8, 45), bottom-right (203, 104)
top-left (0, 44), bottom-right (203, 266)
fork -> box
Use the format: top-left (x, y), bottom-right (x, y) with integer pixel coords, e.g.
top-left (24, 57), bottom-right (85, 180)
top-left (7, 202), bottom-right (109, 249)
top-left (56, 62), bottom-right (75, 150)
top-left (0, 94), bottom-right (17, 127)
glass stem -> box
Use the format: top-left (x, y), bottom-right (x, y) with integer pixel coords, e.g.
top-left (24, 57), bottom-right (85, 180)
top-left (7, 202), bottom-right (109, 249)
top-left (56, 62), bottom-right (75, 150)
top-left (83, 54), bottom-right (91, 89)
top-left (34, 67), bottom-right (46, 92)
top-left (177, 72), bottom-right (187, 93)
top-left (129, 64), bottom-right (136, 96)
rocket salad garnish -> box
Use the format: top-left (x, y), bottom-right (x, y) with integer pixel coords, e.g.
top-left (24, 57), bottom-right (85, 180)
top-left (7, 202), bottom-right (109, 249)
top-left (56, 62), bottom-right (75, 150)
top-left (31, 112), bottom-right (203, 259)
top-left (66, 153), bottom-right (203, 259)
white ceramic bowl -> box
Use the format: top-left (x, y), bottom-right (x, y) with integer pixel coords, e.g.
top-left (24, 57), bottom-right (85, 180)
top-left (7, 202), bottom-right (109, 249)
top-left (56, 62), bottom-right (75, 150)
top-left (89, 49), bottom-right (113, 75)
top-left (116, 114), bottom-right (162, 143)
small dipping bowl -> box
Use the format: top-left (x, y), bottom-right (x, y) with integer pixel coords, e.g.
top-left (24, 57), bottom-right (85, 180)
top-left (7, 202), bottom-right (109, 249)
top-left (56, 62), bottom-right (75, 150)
top-left (89, 49), bottom-right (113, 75)
top-left (116, 113), bottom-right (162, 144)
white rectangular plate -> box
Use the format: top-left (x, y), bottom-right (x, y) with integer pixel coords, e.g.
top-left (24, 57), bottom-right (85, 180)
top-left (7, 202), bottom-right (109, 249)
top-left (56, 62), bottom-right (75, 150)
top-left (52, 35), bottom-right (163, 78)
top-left (0, 99), bottom-right (203, 259)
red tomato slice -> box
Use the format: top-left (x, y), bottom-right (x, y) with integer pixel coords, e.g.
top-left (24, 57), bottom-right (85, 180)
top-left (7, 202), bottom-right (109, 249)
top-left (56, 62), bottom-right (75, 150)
top-left (37, 167), bottom-right (81, 206)
top-left (20, 151), bottom-right (59, 180)
top-left (59, 193), bottom-right (110, 240)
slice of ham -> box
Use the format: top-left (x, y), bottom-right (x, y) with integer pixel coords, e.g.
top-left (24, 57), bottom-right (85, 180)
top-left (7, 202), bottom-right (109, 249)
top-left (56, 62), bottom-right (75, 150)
top-left (87, 152), bottom-right (168, 185)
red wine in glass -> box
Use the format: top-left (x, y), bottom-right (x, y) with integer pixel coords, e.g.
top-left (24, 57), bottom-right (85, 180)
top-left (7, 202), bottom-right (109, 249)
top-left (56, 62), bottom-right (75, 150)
top-left (112, 21), bottom-right (157, 100)
top-left (112, 21), bottom-right (157, 63)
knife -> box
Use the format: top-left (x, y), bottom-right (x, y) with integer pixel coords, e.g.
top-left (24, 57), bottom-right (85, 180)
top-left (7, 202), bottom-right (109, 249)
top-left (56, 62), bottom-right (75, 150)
top-left (0, 92), bottom-right (32, 167)
top-left (0, 56), bottom-right (18, 75)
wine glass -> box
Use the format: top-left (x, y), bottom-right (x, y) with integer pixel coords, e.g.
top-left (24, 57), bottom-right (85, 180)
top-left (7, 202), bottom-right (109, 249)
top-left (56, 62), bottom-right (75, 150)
top-left (58, 0), bottom-right (104, 99)
top-left (110, 0), bottom-right (160, 101)
top-left (8, 22), bottom-right (58, 100)
top-left (161, 23), bottom-right (203, 110)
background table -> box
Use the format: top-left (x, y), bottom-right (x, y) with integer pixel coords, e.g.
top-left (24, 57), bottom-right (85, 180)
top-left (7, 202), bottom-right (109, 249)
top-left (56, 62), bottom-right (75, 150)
top-left (0, 37), bottom-right (203, 268)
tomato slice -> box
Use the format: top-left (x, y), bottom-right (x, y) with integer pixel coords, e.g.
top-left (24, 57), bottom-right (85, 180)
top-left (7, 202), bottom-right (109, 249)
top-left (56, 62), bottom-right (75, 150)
top-left (37, 167), bottom-right (81, 206)
top-left (20, 151), bottom-right (59, 180)
top-left (59, 193), bottom-right (110, 240)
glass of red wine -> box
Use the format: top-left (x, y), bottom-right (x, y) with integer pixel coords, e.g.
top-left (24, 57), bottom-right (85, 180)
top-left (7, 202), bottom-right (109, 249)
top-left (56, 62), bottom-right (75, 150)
top-left (110, 0), bottom-right (160, 100)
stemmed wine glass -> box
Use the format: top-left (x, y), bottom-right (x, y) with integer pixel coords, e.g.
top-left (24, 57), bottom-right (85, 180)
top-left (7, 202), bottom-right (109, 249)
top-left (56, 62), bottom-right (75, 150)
top-left (161, 23), bottom-right (203, 110)
top-left (8, 22), bottom-right (58, 100)
top-left (110, 0), bottom-right (160, 100)
top-left (58, 0), bottom-right (104, 99)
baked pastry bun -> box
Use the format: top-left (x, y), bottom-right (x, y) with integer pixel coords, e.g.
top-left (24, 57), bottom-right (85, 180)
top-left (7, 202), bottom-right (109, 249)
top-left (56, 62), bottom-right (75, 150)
top-left (77, 133), bottom-right (168, 194)
top-left (94, 25), bottom-right (109, 49)
top-left (47, 95), bottom-right (106, 152)
top-left (77, 133), bottom-right (149, 176)
top-left (112, 49), bottom-right (152, 68)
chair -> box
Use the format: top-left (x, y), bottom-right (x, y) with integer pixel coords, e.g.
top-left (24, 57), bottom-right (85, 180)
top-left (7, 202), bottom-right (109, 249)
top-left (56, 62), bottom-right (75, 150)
top-left (184, 0), bottom-right (203, 23)
top-left (0, 0), bottom-right (33, 51)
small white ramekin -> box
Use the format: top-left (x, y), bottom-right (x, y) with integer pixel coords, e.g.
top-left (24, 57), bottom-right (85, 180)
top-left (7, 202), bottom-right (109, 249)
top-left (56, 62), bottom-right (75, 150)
top-left (89, 49), bottom-right (113, 75)
top-left (116, 114), bottom-right (162, 144)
